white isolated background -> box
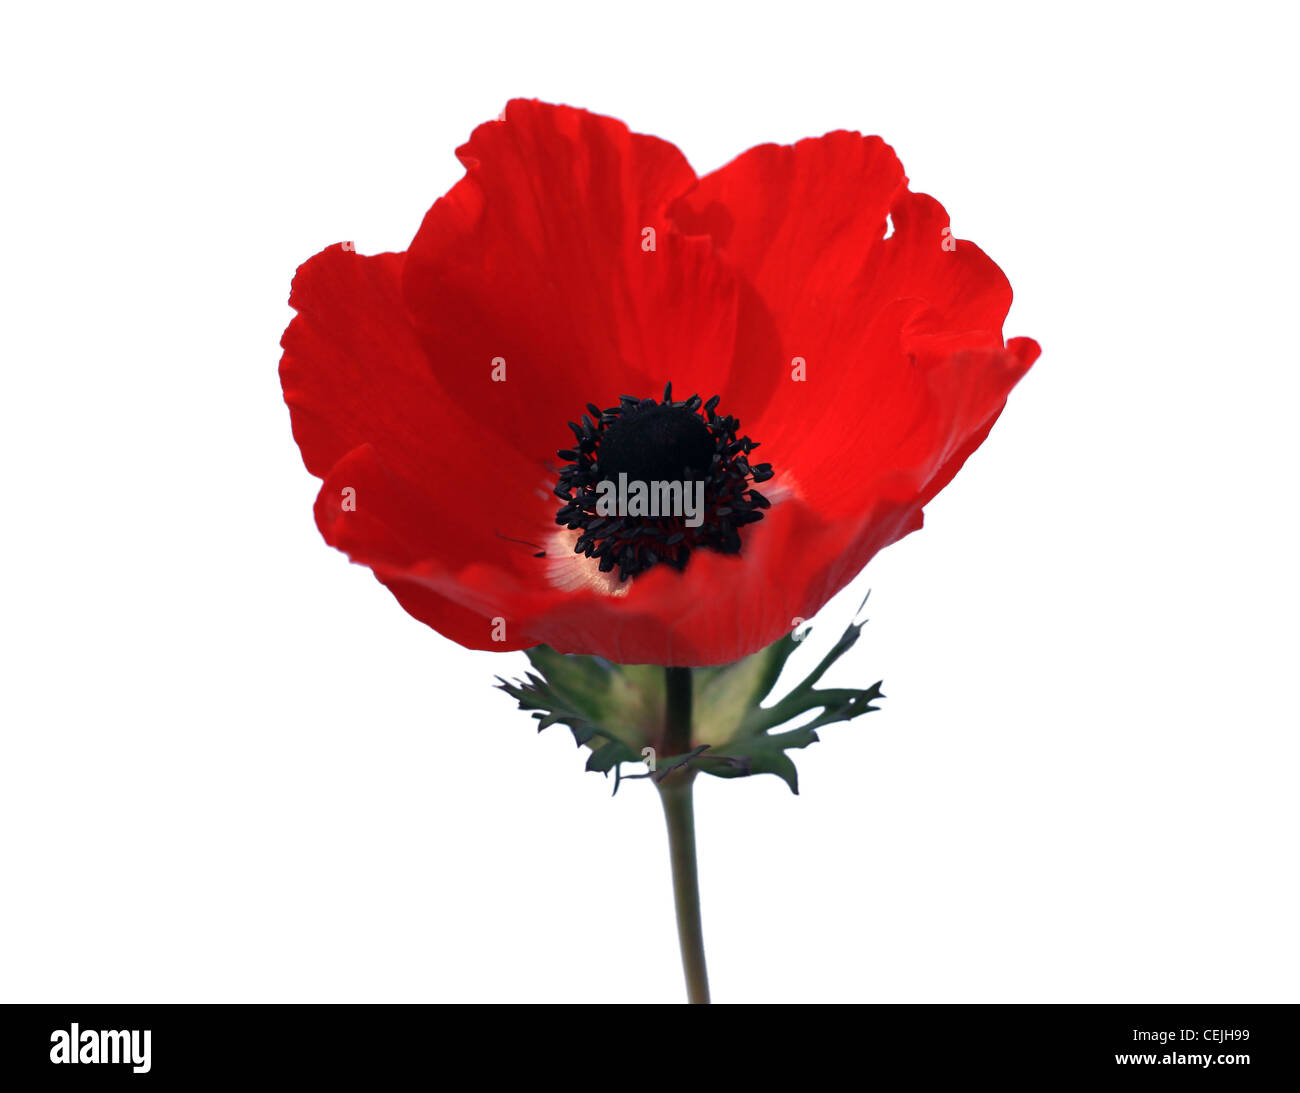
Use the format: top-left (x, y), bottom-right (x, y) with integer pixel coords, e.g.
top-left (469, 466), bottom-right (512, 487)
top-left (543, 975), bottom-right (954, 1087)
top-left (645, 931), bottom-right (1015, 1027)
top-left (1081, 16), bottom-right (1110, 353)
top-left (1, 1), bottom-right (1296, 1004)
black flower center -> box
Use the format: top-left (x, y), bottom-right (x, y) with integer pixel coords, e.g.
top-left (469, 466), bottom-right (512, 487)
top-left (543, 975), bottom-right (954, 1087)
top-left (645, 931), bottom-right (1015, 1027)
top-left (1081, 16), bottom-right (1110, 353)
top-left (598, 403), bottom-right (714, 484)
top-left (553, 383), bottom-right (774, 581)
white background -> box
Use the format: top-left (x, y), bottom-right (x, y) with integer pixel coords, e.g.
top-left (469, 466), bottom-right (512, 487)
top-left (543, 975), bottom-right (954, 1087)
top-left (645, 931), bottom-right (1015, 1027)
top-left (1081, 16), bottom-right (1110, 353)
top-left (2, 1), bottom-right (1296, 1003)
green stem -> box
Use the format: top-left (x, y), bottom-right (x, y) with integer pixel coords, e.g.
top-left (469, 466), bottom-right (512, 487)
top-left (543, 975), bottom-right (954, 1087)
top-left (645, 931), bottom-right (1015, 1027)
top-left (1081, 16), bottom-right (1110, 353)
top-left (659, 666), bottom-right (710, 1004)
top-left (664, 666), bottom-right (693, 756)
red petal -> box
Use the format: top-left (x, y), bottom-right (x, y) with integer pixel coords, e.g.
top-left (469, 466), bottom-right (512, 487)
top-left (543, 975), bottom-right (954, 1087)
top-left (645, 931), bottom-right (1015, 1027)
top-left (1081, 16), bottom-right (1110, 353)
top-left (370, 492), bottom-right (900, 666)
top-left (280, 244), bottom-right (554, 578)
top-left (671, 131), bottom-right (909, 338)
top-left (400, 99), bottom-right (777, 461)
top-left (674, 132), bottom-right (1031, 518)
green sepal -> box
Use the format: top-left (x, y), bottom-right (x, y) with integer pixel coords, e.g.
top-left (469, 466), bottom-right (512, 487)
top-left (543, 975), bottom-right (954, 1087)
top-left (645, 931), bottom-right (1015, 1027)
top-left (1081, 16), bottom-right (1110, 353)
top-left (496, 597), bottom-right (883, 794)
top-left (689, 601), bottom-right (883, 793)
top-left (494, 646), bottom-right (656, 778)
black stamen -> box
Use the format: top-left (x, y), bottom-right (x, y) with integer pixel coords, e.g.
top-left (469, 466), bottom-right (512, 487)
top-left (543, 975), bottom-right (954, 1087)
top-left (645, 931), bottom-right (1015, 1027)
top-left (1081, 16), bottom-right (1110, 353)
top-left (552, 384), bottom-right (773, 580)
top-left (494, 530), bottom-right (548, 558)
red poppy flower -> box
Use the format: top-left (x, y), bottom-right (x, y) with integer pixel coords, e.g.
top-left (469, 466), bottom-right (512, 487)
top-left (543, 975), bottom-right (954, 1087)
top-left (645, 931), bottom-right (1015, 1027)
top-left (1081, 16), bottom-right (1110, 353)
top-left (280, 99), bottom-right (1038, 666)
